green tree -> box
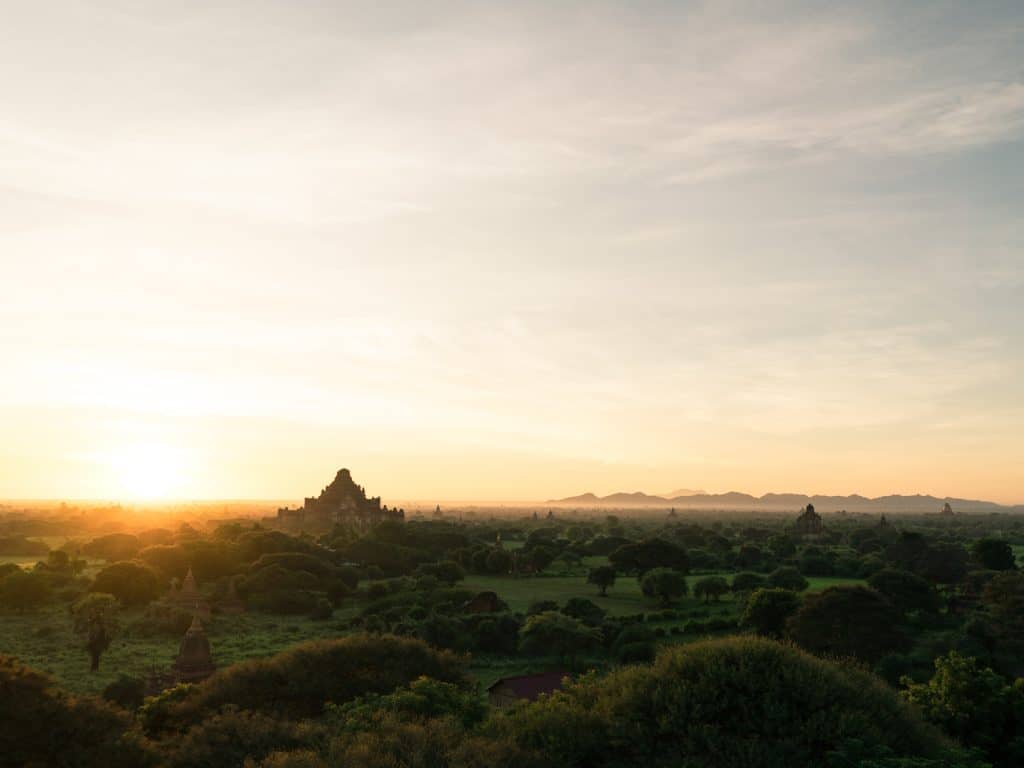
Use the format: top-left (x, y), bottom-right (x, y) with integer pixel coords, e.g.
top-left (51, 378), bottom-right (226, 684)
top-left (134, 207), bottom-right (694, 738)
top-left (741, 588), bottom-right (801, 638)
top-left (640, 568), bottom-right (688, 607)
top-left (981, 570), bottom-right (1024, 645)
top-left (769, 566), bottom-right (809, 591)
top-left (561, 597), bottom-right (606, 627)
top-left (81, 533), bottom-right (141, 562)
top-left (71, 593), bottom-right (120, 672)
top-left (416, 560), bottom-right (466, 585)
top-left (693, 576), bottom-right (730, 603)
top-left (519, 611), bottom-right (599, 665)
top-left (732, 572), bottom-right (768, 593)
top-left (787, 586), bottom-right (908, 663)
top-left (867, 568), bottom-right (940, 615)
top-left (587, 565), bottom-right (616, 596)
top-left (485, 548), bottom-right (513, 574)
top-left (525, 546), bottom-right (557, 573)
top-left (609, 538), bottom-right (689, 576)
top-left (91, 561), bottom-right (161, 607)
top-left (973, 539), bottom-right (1016, 571)
top-left (0, 570), bottom-right (51, 613)
top-left (903, 651), bottom-right (1024, 768)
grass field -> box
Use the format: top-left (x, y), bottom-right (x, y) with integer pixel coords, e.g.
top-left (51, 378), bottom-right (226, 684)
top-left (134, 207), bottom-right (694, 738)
top-left (0, 602), bottom-right (359, 696)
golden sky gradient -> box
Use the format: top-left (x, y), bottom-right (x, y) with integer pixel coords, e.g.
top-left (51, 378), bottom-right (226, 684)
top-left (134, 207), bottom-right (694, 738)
top-left (2, 2), bottom-right (1022, 504)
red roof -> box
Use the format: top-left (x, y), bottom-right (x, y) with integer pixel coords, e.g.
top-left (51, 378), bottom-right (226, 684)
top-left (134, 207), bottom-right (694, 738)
top-left (487, 671), bottom-right (568, 700)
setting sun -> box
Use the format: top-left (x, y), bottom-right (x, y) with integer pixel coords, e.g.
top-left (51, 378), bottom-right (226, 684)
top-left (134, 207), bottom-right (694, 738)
top-left (104, 443), bottom-right (188, 501)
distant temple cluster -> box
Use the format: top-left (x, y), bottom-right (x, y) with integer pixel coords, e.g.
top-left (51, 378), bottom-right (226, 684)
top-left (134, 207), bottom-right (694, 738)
top-left (271, 468), bottom-right (403, 531)
top-left (794, 503), bottom-right (823, 535)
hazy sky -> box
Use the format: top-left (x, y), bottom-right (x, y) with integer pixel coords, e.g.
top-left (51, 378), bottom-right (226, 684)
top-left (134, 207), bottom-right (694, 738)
top-left (2, 1), bottom-right (1022, 503)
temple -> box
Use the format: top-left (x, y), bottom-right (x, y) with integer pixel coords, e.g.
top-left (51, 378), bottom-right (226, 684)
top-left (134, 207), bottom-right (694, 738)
top-left (794, 503), bottom-right (823, 536)
top-left (145, 614), bottom-right (216, 695)
top-left (164, 567), bottom-right (211, 619)
top-left (272, 468), bottom-right (403, 532)
top-left (172, 615), bottom-right (216, 683)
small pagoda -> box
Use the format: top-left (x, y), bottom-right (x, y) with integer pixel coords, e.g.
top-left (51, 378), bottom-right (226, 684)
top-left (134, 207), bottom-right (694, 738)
top-left (165, 567), bottom-right (211, 619)
top-left (172, 615), bottom-right (216, 684)
top-left (144, 614), bottom-right (217, 695)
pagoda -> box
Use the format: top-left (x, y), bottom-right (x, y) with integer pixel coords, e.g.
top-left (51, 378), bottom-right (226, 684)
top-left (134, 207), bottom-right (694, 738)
top-left (165, 567), bottom-right (211, 619)
top-left (171, 615), bottom-right (216, 684)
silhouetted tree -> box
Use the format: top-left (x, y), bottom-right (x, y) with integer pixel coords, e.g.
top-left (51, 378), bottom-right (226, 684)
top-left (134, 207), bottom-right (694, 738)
top-left (787, 586), bottom-right (908, 663)
top-left (768, 566), bottom-right (808, 592)
top-left (586, 565), bottom-right (616, 596)
top-left (973, 539), bottom-right (1016, 572)
top-left (742, 588), bottom-right (801, 638)
top-left (0, 570), bottom-right (51, 613)
top-left (693, 576), bottom-right (729, 603)
top-left (640, 568), bottom-right (688, 607)
top-left (91, 561), bottom-right (161, 607)
top-left (72, 593), bottom-right (120, 672)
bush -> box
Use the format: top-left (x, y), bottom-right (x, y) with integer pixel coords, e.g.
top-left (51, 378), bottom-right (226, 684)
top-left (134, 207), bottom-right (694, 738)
top-left (617, 641), bottom-right (656, 663)
top-left (141, 634), bottom-right (468, 734)
top-left (309, 598), bottom-right (334, 621)
top-left (561, 598), bottom-right (606, 627)
top-left (167, 707), bottom-right (307, 768)
top-left (247, 589), bottom-right (322, 615)
top-left (494, 637), bottom-right (960, 767)
top-left (527, 600), bottom-right (559, 616)
top-left (0, 655), bottom-right (154, 767)
top-left (102, 675), bottom-right (146, 711)
top-left (768, 566), bottom-right (809, 592)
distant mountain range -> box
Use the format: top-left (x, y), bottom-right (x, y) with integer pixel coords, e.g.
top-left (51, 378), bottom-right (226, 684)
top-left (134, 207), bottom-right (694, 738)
top-left (549, 490), bottom-right (1024, 514)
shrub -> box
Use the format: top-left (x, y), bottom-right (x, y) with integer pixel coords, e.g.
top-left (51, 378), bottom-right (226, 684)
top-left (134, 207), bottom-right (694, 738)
top-left (247, 589), bottom-right (322, 615)
top-left (494, 637), bottom-right (960, 767)
top-left (142, 634), bottom-right (468, 734)
top-left (561, 598), bottom-right (606, 627)
top-left (768, 566), bottom-right (809, 591)
top-left (617, 641), bottom-right (656, 663)
top-left (102, 675), bottom-right (146, 711)
top-left (309, 598), bottom-right (334, 621)
top-left (0, 655), bottom-right (154, 767)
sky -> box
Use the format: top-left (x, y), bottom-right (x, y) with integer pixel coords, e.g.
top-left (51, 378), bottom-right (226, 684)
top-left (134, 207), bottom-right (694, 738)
top-left (1, 0), bottom-right (1022, 504)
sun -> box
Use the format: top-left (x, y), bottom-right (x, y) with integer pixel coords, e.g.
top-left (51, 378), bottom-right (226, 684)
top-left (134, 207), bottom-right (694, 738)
top-left (107, 442), bottom-right (188, 501)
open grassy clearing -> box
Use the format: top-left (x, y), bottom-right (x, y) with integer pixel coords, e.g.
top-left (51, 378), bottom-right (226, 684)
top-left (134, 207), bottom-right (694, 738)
top-left (0, 601), bottom-right (360, 696)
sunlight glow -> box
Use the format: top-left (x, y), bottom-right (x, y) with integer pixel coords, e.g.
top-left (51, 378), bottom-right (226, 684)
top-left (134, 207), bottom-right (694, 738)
top-left (104, 443), bottom-right (189, 501)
